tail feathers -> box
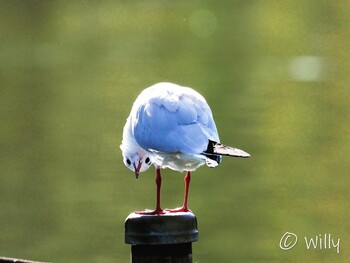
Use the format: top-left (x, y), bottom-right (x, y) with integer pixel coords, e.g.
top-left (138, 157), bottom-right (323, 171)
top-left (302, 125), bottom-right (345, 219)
top-left (205, 157), bottom-right (220, 168)
top-left (203, 140), bottom-right (250, 168)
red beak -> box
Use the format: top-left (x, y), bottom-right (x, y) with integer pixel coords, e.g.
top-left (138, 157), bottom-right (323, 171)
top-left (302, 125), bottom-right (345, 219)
top-left (133, 161), bottom-right (142, 179)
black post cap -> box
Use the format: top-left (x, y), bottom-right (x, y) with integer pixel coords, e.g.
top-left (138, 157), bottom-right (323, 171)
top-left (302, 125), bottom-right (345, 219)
top-left (125, 212), bottom-right (198, 245)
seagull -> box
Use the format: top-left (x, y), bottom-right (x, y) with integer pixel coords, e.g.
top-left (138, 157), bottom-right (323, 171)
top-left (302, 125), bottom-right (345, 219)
top-left (120, 82), bottom-right (250, 215)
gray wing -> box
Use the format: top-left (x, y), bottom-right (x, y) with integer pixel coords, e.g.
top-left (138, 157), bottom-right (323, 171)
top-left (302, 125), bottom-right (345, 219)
top-left (132, 85), bottom-right (220, 155)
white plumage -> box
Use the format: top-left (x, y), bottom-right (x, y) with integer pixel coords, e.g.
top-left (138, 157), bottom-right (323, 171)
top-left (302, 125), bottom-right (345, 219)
top-left (120, 82), bottom-right (250, 214)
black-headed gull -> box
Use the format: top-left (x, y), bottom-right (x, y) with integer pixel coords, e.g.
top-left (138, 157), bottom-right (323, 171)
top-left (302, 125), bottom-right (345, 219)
top-left (120, 82), bottom-right (250, 214)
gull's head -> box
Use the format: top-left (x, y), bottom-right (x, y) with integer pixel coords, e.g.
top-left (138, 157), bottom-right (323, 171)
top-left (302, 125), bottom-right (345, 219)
top-left (120, 116), bottom-right (152, 178)
top-left (120, 145), bottom-right (152, 179)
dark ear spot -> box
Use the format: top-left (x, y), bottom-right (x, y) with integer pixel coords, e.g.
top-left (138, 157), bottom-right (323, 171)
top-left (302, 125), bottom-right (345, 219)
top-left (126, 159), bottom-right (131, 165)
top-left (145, 157), bottom-right (151, 164)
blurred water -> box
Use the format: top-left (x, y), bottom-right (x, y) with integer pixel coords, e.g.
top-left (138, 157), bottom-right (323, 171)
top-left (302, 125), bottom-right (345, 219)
top-left (1, 1), bottom-right (349, 262)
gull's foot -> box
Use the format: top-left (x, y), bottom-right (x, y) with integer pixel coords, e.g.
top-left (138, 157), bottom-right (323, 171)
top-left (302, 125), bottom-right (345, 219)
top-left (165, 206), bottom-right (191, 213)
top-left (135, 208), bottom-right (165, 215)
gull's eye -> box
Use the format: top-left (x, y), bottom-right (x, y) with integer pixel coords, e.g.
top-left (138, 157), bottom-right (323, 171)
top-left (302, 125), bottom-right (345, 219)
top-left (126, 159), bottom-right (131, 165)
top-left (145, 157), bottom-right (151, 164)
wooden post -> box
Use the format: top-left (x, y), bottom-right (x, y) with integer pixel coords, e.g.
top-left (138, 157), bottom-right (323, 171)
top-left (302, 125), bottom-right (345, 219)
top-left (0, 257), bottom-right (50, 263)
top-left (125, 212), bottom-right (198, 263)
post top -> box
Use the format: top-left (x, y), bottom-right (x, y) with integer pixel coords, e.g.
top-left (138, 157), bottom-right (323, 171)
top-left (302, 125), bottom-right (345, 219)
top-left (124, 211), bottom-right (198, 245)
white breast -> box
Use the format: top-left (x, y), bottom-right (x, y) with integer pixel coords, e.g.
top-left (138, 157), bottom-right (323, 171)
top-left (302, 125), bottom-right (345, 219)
top-left (150, 151), bottom-right (206, 172)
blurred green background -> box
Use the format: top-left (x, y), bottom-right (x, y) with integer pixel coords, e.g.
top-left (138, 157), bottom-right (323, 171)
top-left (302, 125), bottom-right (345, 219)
top-left (1, 1), bottom-right (349, 262)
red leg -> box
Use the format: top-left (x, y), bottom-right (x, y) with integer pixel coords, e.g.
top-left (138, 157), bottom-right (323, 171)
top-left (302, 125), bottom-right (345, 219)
top-left (166, 171), bottom-right (191, 213)
top-left (136, 168), bottom-right (164, 215)
top-left (155, 168), bottom-right (163, 213)
top-left (182, 171), bottom-right (191, 211)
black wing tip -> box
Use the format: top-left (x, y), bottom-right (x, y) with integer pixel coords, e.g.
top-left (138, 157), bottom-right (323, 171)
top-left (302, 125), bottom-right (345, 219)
top-left (205, 140), bottom-right (251, 158)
